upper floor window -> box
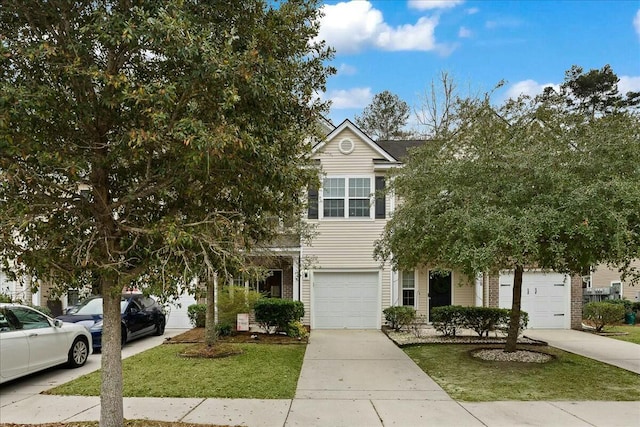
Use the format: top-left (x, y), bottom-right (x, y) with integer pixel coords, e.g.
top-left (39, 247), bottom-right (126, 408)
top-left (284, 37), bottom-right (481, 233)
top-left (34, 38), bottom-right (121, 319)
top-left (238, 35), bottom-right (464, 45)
top-left (322, 177), bottom-right (371, 218)
top-left (307, 175), bottom-right (385, 220)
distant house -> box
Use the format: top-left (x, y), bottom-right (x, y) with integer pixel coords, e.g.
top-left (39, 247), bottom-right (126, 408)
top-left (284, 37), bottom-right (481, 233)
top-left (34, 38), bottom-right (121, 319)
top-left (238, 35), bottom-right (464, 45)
top-left (590, 260), bottom-right (640, 302)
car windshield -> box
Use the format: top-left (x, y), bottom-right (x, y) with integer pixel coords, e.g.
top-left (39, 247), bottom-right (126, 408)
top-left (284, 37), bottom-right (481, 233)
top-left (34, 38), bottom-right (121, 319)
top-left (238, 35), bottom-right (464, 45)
top-left (74, 297), bottom-right (129, 315)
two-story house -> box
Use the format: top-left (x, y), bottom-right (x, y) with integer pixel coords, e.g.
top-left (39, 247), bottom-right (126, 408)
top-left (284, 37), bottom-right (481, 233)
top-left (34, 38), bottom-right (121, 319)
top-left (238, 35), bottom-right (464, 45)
top-left (2, 118), bottom-right (584, 330)
top-left (299, 119), bottom-right (478, 329)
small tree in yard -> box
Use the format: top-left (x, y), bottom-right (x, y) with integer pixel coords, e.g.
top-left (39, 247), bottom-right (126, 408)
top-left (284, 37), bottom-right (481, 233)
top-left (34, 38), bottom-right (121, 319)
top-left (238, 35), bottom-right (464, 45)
top-left (583, 302), bottom-right (626, 332)
top-left (375, 66), bottom-right (640, 353)
top-left (0, 2), bottom-right (333, 426)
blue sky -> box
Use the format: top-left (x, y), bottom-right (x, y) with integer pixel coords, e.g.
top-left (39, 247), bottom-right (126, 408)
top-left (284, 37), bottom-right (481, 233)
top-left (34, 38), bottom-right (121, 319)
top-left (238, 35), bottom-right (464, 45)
top-left (315, 0), bottom-right (640, 127)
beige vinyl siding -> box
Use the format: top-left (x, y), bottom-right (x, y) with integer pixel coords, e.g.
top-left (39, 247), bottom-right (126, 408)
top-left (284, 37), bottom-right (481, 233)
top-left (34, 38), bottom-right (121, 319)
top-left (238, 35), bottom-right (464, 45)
top-left (301, 127), bottom-right (393, 326)
top-left (317, 129), bottom-right (384, 175)
top-left (302, 220), bottom-right (391, 326)
top-left (592, 260), bottom-right (640, 300)
top-left (416, 267), bottom-right (429, 315)
top-left (452, 273), bottom-right (475, 306)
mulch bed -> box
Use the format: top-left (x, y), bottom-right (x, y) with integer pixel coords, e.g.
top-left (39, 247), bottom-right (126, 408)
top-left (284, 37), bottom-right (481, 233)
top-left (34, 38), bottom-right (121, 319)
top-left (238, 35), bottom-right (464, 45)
top-left (165, 328), bottom-right (308, 345)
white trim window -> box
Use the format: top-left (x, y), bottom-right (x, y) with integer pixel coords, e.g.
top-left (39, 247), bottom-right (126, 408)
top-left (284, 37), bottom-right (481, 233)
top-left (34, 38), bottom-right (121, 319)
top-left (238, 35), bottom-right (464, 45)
top-left (401, 270), bottom-right (416, 307)
top-left (323, 178), bottom-right (345, 217)
top-left (322, 176), bottom-right (372, 219)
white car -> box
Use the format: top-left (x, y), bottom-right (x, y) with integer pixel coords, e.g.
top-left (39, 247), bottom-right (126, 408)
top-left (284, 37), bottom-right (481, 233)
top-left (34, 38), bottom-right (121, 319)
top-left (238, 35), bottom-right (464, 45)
top-left (0, 303), bottom-right (92, 384)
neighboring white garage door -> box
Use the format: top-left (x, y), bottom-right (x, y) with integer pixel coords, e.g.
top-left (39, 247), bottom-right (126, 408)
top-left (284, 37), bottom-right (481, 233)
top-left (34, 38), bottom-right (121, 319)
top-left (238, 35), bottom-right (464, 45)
top-left (313, 272), bottom-right (380, 329)
top-left (163, 293), bottom-right (197, 329)
top-left (499, 271), bottom-right (570, 329)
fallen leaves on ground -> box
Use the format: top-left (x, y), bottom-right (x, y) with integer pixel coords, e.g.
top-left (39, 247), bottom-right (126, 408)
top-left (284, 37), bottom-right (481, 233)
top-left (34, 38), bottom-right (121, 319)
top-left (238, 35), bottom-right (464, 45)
top-left (0, 420), bottom-right (237, 427)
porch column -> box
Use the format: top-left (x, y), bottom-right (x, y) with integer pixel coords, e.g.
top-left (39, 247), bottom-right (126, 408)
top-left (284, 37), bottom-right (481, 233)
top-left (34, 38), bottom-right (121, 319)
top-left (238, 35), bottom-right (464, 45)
top-left (475, 273), bottom-right (483, 307)
top-left (391, 269), bottom-right (398, 306)
top-left (292, 255), bottom-right (300, 301)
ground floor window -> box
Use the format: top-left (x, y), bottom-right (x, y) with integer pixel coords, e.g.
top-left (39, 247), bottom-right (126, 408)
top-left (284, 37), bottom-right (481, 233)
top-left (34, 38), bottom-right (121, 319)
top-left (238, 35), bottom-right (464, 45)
top-left (401, 270), bottom-right (415, 307)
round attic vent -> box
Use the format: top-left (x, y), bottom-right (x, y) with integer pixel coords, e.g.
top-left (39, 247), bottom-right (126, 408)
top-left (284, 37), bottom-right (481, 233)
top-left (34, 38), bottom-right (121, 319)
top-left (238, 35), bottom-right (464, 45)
top-left (339, 138), bottom-right (355, 154)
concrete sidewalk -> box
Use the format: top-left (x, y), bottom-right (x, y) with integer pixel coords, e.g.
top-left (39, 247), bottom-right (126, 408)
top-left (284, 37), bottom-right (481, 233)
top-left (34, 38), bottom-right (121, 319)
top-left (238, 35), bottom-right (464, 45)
top-left (1, 329), bottom-right (639, 426)
top-left (525, 329), bottom-right (640, 374)
top-left (2, 395), bottom-right (639, 427)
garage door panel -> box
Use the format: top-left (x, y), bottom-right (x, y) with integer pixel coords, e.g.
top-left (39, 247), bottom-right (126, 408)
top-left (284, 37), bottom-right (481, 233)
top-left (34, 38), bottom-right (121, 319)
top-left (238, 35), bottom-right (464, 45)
top-left (313, 272), bottom-right (379, 329)
top-left (499, 272), bottom-right (569, 329)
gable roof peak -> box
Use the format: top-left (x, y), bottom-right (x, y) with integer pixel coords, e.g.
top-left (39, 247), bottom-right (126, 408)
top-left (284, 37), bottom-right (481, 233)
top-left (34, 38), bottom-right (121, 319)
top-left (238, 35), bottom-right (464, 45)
top-left (313, 119), bottom-right (396, 162)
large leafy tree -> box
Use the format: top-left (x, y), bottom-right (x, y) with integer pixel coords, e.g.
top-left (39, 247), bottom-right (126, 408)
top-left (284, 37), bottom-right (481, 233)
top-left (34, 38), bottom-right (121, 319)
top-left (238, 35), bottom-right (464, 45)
top-left (375, 75), bottom-right (640, 352)
top-left (0, 1), bottom-right (332, 426)
top-left (355, 90), bottom-right (411, 140)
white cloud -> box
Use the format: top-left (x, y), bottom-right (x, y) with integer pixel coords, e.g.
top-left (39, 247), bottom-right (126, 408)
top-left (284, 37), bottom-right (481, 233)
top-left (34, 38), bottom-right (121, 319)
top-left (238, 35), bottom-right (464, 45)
top-left (466, 7), bottom-right (479, 15)
top-left (485, 17), bottom-right (522, 30)
top-left (619, 75), bottom-right (640, 94)
top-left (408, 0), bottom-right (464, 10)
top-left (323, 87), bottom-right (373, 109)
top-left (316, 1), bottom-right (442, 53)
top-left (375, 16), bottom-right (439, 51)
top-left (338, 63), bottom-right (357, 76)
top-left (634, 10), bottom-right (640, 40)
top-left (458, 26), bottom-right (472, 38)
top-left (505, 80), bottom-right (559, 99)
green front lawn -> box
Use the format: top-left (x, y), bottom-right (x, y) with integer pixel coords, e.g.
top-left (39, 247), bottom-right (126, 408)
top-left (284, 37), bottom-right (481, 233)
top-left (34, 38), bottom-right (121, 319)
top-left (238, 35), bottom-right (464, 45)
top-left (404, 344), bottom-right (640, 402)
top-left (601, 324), bottom-right (640, 344)
top-left (47, 343), bottom-right (306, 399)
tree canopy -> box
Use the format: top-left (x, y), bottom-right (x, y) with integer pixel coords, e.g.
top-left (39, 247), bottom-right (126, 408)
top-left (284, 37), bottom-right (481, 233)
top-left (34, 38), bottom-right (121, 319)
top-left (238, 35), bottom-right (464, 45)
top-left (0, 1), bottom-right (333, 426)
top-left (354, 90), bottom-right (411, 140)
top-left (375, 67), bottom-right (640, 351)
top-left (558, 64), bottom-right (640, 117)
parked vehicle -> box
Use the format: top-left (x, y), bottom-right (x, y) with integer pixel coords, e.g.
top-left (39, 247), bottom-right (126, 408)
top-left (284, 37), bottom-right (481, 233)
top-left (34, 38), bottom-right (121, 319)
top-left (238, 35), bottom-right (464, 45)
top-left (56, 293), bottom-right (166, 350)
top-left (0, 303), bottom-right (92, 384)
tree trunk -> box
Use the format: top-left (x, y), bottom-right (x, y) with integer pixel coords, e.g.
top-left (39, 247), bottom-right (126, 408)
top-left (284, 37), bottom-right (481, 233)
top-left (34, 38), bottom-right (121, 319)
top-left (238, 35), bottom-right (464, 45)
top-left (100, 279), bottom-right (123, 427)
top-left (204, 273), bottom-right (217, 347)
top-left (505, 264), bottom-right (524, 352)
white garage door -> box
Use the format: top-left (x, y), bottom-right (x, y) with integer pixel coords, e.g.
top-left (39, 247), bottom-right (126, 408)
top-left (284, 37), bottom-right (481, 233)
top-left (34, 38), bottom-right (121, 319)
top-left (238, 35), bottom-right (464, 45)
top-left (163, 293), bottom-right (197, 329)
top-left (313, 272), bottom-right (380, 329)
top-left (499, 271), bottom-right (569, 329)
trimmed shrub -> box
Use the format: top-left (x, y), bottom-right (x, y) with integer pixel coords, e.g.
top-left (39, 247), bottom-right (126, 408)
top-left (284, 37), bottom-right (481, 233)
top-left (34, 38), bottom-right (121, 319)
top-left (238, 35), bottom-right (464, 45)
top-left (495, 310), bottom-right (529, 336)
top-left (217, 286), bottom-right (263, 330)
top-left (254, 299), bottom-right (304, 334)
top-left (286, 320), bottom-right (309, 338)
top-left (604, 298), bottom-right (632, 313)
top-left (187, 304), bottom-right (206, 328)
top-left (32, 305), bottom-right (53, 317)
top-left (215, 321), bottom-right (233, 336)
top-left (462, 306), bottom-right (506, 337)
top-left (584, 301), bottom-right (625, 332)
top-left (431, 305), bottom-right (464, 337)
top-left (0, 293), bottom-right (12, 303)
top-left (383, 306), bottom-right (417, 331)
top-left (431, 305), bottom-right (529, 337)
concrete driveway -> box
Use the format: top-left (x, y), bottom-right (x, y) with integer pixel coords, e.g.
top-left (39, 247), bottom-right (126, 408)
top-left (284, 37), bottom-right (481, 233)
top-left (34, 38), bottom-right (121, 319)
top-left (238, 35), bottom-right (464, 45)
top-left (525, 329), bottom-right (640, 374)
top-left (286, 329), bottom-right (482, 427)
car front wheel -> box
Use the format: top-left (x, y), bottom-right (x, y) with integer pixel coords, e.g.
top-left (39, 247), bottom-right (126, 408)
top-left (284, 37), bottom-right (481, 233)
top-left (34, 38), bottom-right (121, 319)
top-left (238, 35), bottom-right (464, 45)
top-left (68, 337), bottom-right (89, 367)
top-left (154, 318), bottom-right (165, 336)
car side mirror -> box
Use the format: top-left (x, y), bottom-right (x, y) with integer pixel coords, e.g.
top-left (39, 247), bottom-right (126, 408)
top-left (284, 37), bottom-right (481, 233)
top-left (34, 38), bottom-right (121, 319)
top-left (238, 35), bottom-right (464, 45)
top-left (53, 319), bottom-right (64, 328)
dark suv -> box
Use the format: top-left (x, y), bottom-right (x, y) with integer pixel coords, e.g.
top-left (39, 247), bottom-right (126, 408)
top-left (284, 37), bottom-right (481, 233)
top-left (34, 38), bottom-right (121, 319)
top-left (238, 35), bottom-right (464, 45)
top-left (57, 293), bottom-right (165, 350)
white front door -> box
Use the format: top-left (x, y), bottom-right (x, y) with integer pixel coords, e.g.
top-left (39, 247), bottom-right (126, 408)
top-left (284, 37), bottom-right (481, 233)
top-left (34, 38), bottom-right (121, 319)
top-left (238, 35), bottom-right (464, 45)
top-left (313, 272), bottom-right (380, 329)
top-left (499, 271), bottom-right (570, 329)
